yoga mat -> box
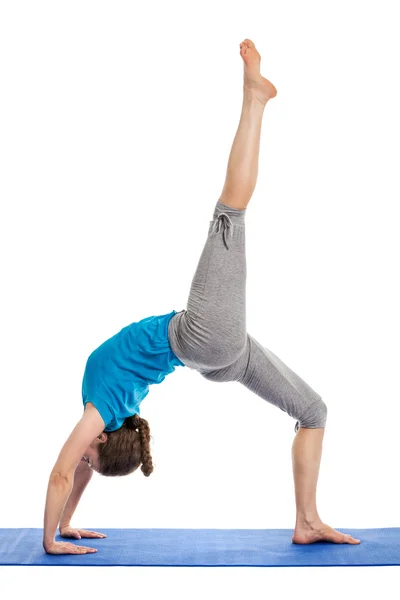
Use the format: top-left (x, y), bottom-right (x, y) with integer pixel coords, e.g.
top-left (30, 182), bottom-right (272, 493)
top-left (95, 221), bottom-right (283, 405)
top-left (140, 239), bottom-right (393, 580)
top-left (0, 528), bottom-right (399, 567)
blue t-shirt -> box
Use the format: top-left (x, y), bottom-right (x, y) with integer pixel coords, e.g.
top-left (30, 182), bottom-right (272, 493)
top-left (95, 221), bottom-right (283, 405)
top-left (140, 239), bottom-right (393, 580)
top-left (81, 310), bottom-right (185, 431)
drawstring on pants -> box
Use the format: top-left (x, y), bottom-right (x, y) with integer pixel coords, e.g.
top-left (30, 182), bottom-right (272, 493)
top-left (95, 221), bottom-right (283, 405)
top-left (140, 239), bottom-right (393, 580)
top-left (212, 210), bottom-right (234, 250)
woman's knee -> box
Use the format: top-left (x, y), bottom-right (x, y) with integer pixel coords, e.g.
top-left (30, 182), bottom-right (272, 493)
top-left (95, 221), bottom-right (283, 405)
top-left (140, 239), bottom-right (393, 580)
top-left (297, 398), bottom-right (328, 430)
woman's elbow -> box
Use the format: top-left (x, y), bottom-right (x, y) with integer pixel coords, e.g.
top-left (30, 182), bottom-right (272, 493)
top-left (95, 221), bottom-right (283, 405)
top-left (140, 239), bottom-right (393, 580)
top-left (49, 470), bottom-right (73, 487)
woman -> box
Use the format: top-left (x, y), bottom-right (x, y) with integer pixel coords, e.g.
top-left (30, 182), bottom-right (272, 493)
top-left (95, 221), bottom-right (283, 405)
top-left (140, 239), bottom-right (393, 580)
top-left (43, 39), bottom-right (360, 555)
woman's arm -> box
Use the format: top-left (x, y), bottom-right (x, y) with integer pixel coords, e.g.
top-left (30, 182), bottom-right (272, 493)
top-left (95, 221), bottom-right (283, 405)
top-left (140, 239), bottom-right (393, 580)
top-left (43, 405), bottom-right (105, 552)
top-left (59, 459), bottom-right (94, 531)
top-left (43, 472), bottom-right (74, 550)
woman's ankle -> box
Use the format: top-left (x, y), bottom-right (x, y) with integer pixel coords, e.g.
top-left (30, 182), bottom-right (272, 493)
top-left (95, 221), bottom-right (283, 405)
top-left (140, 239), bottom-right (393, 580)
top-left (295, 512), bottom-right (322, 528)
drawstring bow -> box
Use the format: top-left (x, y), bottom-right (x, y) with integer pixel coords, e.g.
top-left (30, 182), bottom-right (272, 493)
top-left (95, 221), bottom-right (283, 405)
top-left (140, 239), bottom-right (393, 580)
top-left (212, 210), bottom-right (233, 250)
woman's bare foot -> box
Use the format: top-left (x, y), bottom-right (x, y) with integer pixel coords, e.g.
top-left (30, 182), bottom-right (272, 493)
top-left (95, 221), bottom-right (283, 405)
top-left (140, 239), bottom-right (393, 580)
top-left (239, 39), bottom-right (277, 104)
top-left (292, 520), bottom-right (361, 545)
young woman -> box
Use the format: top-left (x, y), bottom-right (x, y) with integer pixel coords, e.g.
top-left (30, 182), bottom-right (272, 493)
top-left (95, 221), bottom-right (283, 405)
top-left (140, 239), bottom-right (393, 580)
top-left (43, 39), bottom-right (360, 555)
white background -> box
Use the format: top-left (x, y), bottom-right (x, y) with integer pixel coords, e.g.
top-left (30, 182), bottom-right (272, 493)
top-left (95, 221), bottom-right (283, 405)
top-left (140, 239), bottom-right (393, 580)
top-left (0, 0), bottom-right (399, 596)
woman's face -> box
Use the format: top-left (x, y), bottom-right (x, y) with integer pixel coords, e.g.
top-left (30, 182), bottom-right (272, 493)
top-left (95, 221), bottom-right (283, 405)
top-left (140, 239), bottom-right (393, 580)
top-left (81, 431), bottom-right (107, 471)
top-left (81, 432), bottom-right (107, 472)
top-left (81, 441), bottom-right (100, 471)
top-left (81, 453), bottom-right (96, 470)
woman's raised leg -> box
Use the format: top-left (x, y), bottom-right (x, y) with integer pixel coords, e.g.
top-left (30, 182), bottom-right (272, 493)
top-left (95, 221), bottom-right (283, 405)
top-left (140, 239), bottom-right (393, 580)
top-left (168, 40), bottom-right (276, 371)
top-left (219, 39), bottom-right (277, 210)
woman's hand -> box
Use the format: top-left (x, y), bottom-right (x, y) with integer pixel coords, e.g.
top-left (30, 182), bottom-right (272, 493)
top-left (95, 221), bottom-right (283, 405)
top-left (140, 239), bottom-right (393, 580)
top-left (60, 525), bottom-right (107, 540)
top-left (44, 541), bottom-right (98, 555)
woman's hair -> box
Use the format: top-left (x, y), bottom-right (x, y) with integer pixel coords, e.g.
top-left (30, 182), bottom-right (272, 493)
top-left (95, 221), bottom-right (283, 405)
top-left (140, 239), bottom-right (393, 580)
top-left (97, 414), bottom-right (154, 477)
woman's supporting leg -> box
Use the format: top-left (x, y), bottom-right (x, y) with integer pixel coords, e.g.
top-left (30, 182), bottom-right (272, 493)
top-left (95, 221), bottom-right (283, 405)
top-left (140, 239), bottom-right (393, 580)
top-left (292, 428), bottom-right (325, 527)
top-left (200, 334), bottom-right (360, 545)
top-left (291, 433), bottom-right (359, 544)
top-left (219, 39), bottom-right (277, 210)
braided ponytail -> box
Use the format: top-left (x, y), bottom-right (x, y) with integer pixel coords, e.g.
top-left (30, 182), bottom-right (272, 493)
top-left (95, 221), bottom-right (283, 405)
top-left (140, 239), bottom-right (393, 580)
top-left (97, 413), bottom-right (154, 477)
top-left (126, 414), bottom-right (154, 477)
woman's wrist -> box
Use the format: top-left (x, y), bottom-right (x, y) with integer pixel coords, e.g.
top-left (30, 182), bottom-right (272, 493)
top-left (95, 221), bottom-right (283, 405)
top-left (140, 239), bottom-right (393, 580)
top-left (43, 536), bottom-right (55, 550)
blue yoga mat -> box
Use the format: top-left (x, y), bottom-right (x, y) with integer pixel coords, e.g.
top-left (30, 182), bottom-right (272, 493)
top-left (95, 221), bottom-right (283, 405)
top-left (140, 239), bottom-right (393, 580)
top-left (0, 528), bottom-right (399, 567)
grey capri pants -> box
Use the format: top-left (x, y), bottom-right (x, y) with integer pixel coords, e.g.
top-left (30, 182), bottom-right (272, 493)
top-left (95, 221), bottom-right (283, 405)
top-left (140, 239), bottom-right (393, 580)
top-left (167, 199), bottom-right (327, 432)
